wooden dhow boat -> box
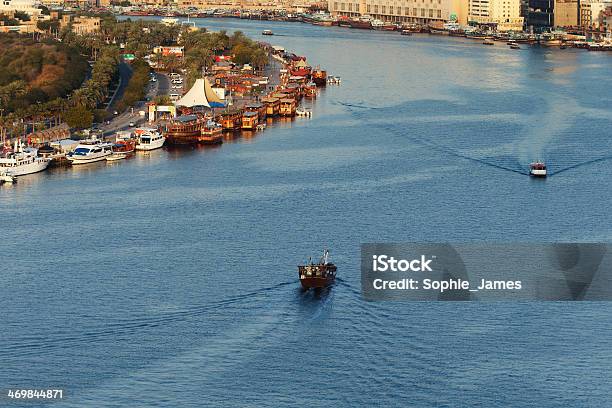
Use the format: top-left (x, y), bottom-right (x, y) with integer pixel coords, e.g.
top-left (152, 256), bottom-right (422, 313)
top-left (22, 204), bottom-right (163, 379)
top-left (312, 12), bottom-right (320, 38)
top-left (299, 249), bottom-right (337, 289)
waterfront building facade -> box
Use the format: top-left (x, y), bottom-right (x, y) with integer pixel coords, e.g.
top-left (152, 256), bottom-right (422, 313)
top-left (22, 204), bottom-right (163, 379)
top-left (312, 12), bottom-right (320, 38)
top-left (177, 0), bottom-right (293, 10)
top-left (580, 0), bottom-right (612, 29)
top-left (554, 0), bottom-right (579, 27)
top-left (527, 0), bottom-right (554, 29)
top-left (329, 0), bottom-right (469, 25)
top-left (468, 0), bottom-right (524, 31)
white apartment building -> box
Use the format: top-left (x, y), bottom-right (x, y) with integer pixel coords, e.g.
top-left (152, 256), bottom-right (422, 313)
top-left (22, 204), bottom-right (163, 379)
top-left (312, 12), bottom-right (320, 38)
top-left (0, 0), bottom-right (41, 15)
top-left (580, 0), bottom-right (612, 28)
top-left (468, 0), bottom-right (523, 30)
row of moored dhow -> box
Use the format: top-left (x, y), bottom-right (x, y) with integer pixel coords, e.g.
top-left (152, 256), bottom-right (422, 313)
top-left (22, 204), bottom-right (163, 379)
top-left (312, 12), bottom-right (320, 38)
top-left (162, 56), bottom-right (330, 146)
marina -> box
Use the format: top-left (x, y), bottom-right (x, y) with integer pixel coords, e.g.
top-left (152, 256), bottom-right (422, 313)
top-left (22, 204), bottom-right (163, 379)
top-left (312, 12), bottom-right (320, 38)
top-left (0, 42), bottom-right (332, 181)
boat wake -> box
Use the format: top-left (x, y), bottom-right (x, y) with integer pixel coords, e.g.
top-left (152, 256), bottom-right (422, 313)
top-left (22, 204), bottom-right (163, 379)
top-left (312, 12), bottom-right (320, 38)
top-left (340, 101), bottom-right (530, 176)
top-left (549, 154), bottom-right (612, 176)
top-left (379, 119), bottom-right (529, 176)
top-left (334, 100), bottom-right (381, 110)
top-left (0, 280), bottom-right (298, 358)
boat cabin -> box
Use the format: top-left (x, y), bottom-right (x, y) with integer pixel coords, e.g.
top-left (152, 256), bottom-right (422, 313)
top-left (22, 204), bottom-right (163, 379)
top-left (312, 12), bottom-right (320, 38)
top-left (242, 111), bottom-right (259, 130)
top-left (280, 98), bottom-right (297, 116)
top-left (262, 97), bottom-right (280, 116)
top-left (284, 84), bottom-right (302, 100)
top-left (304, 82), bottom-right (317, 98)
top-left (245, 103), bottom-right (267, 121)
top-left (219, 109), bottom-right (243, 130)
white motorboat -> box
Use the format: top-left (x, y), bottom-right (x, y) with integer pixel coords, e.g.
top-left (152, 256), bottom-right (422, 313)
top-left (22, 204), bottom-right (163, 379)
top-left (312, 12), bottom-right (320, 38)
top-left (66, 138), bottom-right (113, 164)
top-left (296, 107), bottom-right (312, 117)
top-left (529, 161), bottom-right (547, 177)
top-left (0, 139), bottom-right (50, 176)
top-left (134, 128), bottom-right (165, 151)
top-left (106, 153), bottom-right (128, 161)
top-left (0, 171), bottom-right (17, 183)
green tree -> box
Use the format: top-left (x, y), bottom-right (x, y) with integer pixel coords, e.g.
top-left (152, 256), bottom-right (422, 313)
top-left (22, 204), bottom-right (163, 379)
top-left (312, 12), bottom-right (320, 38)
top-left (64, 104), bottom-right (93, 129)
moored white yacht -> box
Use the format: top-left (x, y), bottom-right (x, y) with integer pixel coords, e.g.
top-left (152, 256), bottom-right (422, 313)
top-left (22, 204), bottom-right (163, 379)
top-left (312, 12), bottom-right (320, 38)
top-left (134, 127), bottom-right (165, 151)
top-left (66, 138), bottom-right (113, 164)
top-left (0, 139), bottom-right (51, 176)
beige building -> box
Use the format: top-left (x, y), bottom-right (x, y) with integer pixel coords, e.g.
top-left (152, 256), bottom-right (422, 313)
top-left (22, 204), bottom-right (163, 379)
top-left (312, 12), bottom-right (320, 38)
top-left (468, 0), bottom-right (523, 31)
top-left (580, 0), bottom-right (612, 28)
top-left (554, 0), bottom-right (579, 27)
top-left (0, 18), bottom-right (37, 33)
top-left (60, 15), bottom-right (101, 34)
top-left (329, 0), bottom-right (469, 25)
top-left (0, 0), bottom-right (41, 16)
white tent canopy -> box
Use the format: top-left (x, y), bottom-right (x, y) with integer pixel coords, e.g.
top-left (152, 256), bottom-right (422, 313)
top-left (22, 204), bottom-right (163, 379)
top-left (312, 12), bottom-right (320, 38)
top-left (175, 78), bottom-right (224, 108)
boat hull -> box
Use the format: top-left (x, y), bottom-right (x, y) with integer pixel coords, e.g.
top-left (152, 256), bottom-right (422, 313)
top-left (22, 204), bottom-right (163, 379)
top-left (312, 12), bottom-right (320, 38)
top-left (298, 263), bottom-right (337, 289)
top-left (0, 159), bottom-right (49, 176)
top-left (300, 276), bottom-right (335, 289)
top-left (349, 21), bottom-right (372, 30)
top-left (198, 129), bottom-right (223, 144)
top-left (135, 138), bottom-right (165, 150)
top-left (530, 170), bottom-right (547, 177)
top-left (67, 153), bottom-right (111, 165)
top-left (106, 153), bottom-right (128, 161)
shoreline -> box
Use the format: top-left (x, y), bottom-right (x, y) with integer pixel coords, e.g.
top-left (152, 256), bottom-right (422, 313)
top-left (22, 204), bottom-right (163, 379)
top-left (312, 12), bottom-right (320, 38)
top-left (118, 13), bottom-right (612, 53)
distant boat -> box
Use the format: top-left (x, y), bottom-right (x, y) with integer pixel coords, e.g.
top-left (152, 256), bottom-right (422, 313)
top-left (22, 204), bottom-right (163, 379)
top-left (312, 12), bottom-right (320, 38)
top-left (483, 39), bottom-right (495, 46)
top-left (106, 153), bottom-right (128, 161)
top-left (296, 107), bottom-right (312, 117)
top-left (312, 67), bottom-right (327, 86)
top-left (67, 140), bottom-right (114, 165)
top-left (299, 249), bottom-right (337, 289)
top-left (327, 75), bottom-right (341, 85)
top-left (348, 15), bottom-right (373, 30)
top-left (530, 161), bottom-right (547, 177)
top-left (0, 171), bottom-right (16, 183)
top-left (198, 121), bottom-right (223, 144)
top-left (262, 30), bottom-right (273, 36)
top-left (401, 29), bottom-right (412, 36)
top-left (510, 44), bottom-right (521, 50)
top-left (134, 127), bottom-right (165, 151)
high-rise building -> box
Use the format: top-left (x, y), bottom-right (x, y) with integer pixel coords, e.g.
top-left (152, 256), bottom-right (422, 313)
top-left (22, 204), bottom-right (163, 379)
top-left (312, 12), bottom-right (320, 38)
top-left (329, 0), bottom-right (469, 25)
top-left (527, 0), bottom-right (554, 30)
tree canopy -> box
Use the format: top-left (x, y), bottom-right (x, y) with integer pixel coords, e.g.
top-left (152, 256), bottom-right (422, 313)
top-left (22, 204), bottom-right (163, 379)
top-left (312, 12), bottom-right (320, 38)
top-left (0, 35), bottom-right (88, 115)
